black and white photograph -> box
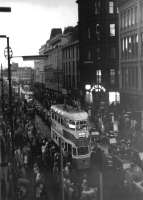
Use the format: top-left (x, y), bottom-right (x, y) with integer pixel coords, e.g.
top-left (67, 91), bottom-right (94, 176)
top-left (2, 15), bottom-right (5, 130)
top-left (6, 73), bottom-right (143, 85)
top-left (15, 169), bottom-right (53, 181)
top-left (0, 0), bottom-right (143, 200)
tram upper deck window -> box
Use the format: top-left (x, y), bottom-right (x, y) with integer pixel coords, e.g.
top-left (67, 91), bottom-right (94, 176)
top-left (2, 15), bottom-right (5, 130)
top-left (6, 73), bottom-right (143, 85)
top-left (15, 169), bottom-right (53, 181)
top-left (78, 146), bottom-right (89, 155)
top-left (68, 120), bottom-right (76, 130)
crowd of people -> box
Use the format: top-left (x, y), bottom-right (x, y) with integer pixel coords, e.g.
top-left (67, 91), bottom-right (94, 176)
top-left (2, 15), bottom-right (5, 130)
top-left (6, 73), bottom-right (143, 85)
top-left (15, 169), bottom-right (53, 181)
top-left (0, 98), bottom-right (98, 200)
top-left (14, 119), bottom-right (97, 200)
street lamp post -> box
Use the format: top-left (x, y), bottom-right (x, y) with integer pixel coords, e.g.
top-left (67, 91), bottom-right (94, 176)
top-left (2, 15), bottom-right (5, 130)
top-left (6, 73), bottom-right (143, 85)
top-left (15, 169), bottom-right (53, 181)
top-left (0, 35), bottom-right (16, 200)
top-left (0, 35), bottom-right (14, 156)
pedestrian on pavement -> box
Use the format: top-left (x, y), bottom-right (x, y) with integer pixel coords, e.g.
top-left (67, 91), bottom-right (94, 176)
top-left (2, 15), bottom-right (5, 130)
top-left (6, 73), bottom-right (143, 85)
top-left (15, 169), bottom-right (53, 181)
top-left (35, 182), bottom-right (47, 200)
top-left (33, 163), bottom-right (46, 199)
top-left (63, 163), bottom-right (70, 178)
top-left (81, 178), bottom-right (88, 192)
top-left (53, 161), bottom-right (59, 175)
top-left (63, 178), bottom-right (70, 199)
top-left (41, 140), bottom-right (48, 163)
top-left (15, 147), bottom-right (23, 168)
top-left (67, 181), bottom-right (74, 200)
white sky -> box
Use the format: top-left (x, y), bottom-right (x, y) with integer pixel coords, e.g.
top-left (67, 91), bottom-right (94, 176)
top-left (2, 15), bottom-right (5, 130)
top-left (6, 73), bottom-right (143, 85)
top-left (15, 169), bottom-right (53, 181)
top-left (0, 0), bottom-right (78, 68)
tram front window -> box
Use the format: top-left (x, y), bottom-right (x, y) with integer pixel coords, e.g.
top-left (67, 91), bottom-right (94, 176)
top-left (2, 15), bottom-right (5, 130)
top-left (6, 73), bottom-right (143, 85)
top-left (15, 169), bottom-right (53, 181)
top-left (76, 121), bottom-right (87, 130)
top-left (78, 146), bottom-right (89, 155)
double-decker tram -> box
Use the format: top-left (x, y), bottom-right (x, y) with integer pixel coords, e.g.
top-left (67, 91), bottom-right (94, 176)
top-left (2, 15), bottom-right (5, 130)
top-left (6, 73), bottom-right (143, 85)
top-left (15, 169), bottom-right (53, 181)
top-left (50, 104), bottom-right (91, 169)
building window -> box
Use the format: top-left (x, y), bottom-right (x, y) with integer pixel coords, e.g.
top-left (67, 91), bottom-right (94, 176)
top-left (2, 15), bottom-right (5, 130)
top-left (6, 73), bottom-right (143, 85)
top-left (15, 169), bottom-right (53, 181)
top-left (141, 3), bottom-right (143, 22)
top-left (96, 24), bottom-right (100, 33)
top-left (131, 7), bottom-right (135, 25)
top-left (125, 11), bottom-right (128, 27)
top-left (121, 12), bottom-right (124, 29)
top-left (136, 34), bottom-right (138, 43)
top-left (125, 37), bottom-right (128, 50)
top-left (94, 0), bottom-right (101, 15)
top-left (121, 38), bottom-right (124, 58)
top-left (73, 61), bottom-right (75, 75)
top-left (110, 69), bottom-right (115, 84)
top-left (77, 47), bottom-right (79, 59)
top-left (110, 24), bottom-right (115, 36)
top-left (141, 67), bottom-right (143, 89)
top-left (135, 34), bottom-right (138, 57)
top-left (128, 9), bottom-right (131, 26)
top-left (127, 9), bottom-right (129, 27)
top-left (96, 70), bottom-right (102, 84)
top-left (128, 36), bottom-right (132, 54)
top-left (141, 33), bottom-right (143, 55)
top-left (109, 1), bottom-right (114, 14)
top-left (96, 48), bottom-right (101, 60)
top-left (134, 67), bottom-right (138, 88)
top-left (122, 38), bottom-right (125, 52)
top-left (72, 47), bottom-right (74, 57)
top-left (135, 6), bottom-right (137, 24)
top-left (88, 27), bottom-right (91, 39)
top-left (124, 67), bottom-right (128, 88)
top-left (123, 12), bottom-right (126, 28)
top-left (96, 24), bottom-right (100, 40)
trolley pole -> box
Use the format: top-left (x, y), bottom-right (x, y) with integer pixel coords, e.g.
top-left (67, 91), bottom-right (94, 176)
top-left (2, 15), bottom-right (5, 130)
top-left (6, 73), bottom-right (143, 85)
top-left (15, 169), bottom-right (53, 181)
top-left (60, 139), bottom-right (64, 200)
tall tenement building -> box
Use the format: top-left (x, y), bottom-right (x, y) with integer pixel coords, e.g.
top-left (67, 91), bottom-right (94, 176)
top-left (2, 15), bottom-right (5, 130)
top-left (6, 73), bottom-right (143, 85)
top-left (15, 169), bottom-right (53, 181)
top-left (62, 26), bottom-right (80, 97)
top-left (119, 0), bottom-right (143, 128)
top-left (76, 0), bottom-right (119, 112)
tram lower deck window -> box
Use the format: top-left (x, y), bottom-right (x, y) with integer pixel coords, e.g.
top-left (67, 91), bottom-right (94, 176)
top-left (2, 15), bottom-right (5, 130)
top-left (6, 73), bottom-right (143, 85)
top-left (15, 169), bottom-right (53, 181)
top-left (78, 147), bottom-right (88, 155)
top-left (73, 148), bottom-right (76, 156)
